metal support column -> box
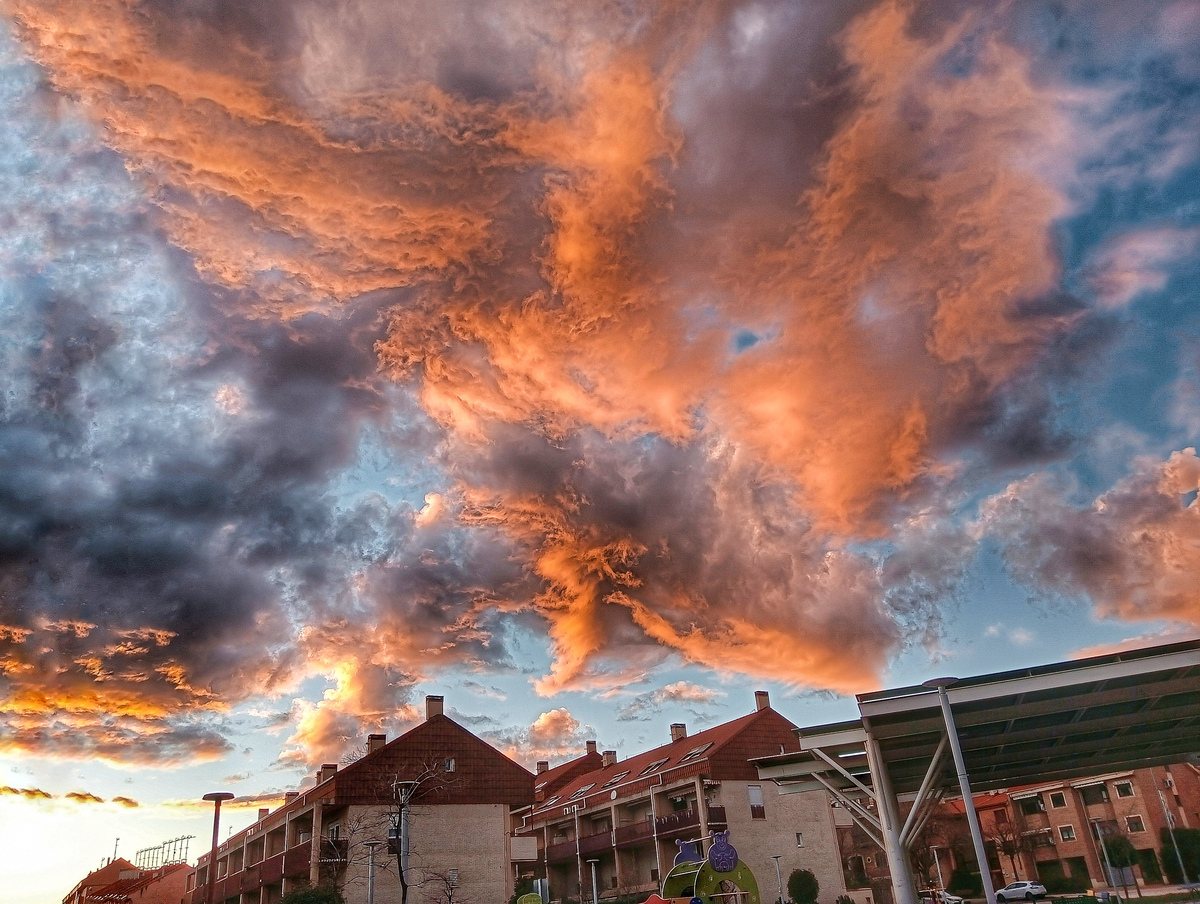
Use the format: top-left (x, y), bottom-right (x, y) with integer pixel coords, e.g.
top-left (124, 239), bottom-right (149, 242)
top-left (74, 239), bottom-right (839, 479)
top-left (863, 720), bottom-right (919, 904)
top-left (931, 681), bottom-right (997, 904)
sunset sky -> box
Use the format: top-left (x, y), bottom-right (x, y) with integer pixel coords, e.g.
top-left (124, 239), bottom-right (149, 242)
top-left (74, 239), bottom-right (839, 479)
top-left (2, 1), bottom-right (1200, 901)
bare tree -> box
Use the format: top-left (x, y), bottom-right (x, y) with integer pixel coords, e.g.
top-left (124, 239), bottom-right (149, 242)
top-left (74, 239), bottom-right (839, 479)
top-left (421, 868), bottom-right (466, 904)
top-left (984, 820), bottom-right (1031, 880)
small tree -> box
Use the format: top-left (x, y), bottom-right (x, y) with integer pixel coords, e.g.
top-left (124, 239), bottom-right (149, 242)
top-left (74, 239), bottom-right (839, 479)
top-left (788, 868), bottom-right (820, 904)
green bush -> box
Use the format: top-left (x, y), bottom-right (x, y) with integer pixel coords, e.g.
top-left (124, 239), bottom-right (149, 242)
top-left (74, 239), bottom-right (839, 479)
top-left (788, 868), bottom-right (820, 904)
top-left (947, 864), bottom-right (982, 897)
top-left (1161, 827), bottom-right (1200, 885)
top-left (836, 895), bottom-right (855, 904)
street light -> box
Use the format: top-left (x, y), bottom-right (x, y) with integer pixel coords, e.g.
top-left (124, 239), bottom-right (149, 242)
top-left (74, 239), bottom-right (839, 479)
top-left (202, 792), bottom-right (235, 904)
top-left (364, 840), bottom-right (383, 904)
top-left (772, 855), bottom-right (784, 904)
top-left (930, 846), bottom-right (947, 897)
top-left (587, 858), bottom-right (600, 904)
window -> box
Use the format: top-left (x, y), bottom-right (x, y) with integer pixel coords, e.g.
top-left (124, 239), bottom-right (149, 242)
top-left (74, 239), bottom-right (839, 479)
top-left (748, 784), bottom-right (766, 819)
top-left (1059, 825), bottom-right (1076, 842)
top-left (1115, 782), bottom-right (1134, 798)
top-left (1091, 819), bottom-right (1119, 839)
top-left (544, 795), bottom-right (561, 807)
top-left (1049, 792), bottom-right (1067, 809)
top-left (448, 869), bottom-right (459, 886)
top-left (796, 832), bottom-right (805, 848)
top-left (601, 771), bottom-right (630, 789)
top-left (679, 743), bottom-right (712, 763)
top-left (327, 824), bottom-right (340, 840)
top-left (1018, 795), bottom-right (1046, 815)
top-left (568, 783), bottom-right (596, 800)
top-left (1079, 785), bottom-right (1109, 806)
top-left (1125, 815), bottom-right (1145, 833)
top-left (444, 758), bottom-right (455, 773)
top-left (638, 757), bottom-right (670, 777)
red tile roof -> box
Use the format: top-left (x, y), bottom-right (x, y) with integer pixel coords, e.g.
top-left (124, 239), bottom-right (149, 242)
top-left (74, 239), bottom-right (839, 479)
top-left (332, 713), bottom-right (535, 806)
top-left (530, 707), bottom-right (799, 818)
top-left (535, 751), bottom-right (605, 802)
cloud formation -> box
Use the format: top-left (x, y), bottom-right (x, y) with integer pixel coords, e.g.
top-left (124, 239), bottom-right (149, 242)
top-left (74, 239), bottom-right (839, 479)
top-left (2, 0), bottom-right (1199, 769)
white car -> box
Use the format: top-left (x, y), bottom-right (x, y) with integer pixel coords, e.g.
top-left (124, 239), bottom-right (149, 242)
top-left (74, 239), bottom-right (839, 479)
top-left (995, 881), bottom-right (1047, 902)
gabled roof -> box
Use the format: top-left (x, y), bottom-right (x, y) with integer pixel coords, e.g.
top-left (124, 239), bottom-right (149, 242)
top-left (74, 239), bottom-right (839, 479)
top-left (202, 712), bottom-right (535, 864)
top-left (535, 751), bottom-right (605, 802)
top-left (326, 713), bottom-right (536, 807)
top-left (531, 707), bottom-right (799, 817)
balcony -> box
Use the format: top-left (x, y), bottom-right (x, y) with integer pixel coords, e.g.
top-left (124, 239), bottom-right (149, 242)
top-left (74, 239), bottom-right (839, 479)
top-left (615, 818), bottom-right (654, 846)
top-left (546, 839), bottom-right (579, 863)
top-left (578, 830), bottom-right (613, 856)
top-left (322, 837), bottom-right (349, 865)
top-left (655, 808), bottom-right (700, 837)
top-left (283, 846), bottom-right (311, 878)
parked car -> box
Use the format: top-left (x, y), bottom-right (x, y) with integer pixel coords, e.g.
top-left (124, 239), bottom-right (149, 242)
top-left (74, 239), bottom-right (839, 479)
top-left (995, 881), bottom-right (1047, 901)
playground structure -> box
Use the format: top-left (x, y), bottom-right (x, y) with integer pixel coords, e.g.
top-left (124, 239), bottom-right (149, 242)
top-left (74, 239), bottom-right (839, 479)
top-left (648, 831), bottom-right (761, 904)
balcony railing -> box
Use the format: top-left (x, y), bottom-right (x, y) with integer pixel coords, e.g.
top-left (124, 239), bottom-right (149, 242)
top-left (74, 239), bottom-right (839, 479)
top-left (655, 808), bottom-right (700, 836)
top-left (615, 818), bottom-right (654, 845)
top-left (546, 839), bottom-right (578, 862)
top-left (578, 830), bottom-right (613, 856)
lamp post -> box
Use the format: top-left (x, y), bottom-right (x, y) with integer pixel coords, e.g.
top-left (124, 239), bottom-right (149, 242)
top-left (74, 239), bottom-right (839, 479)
top-left (202, 792), bottom-right (235, 904)
top-left (364, 840), bottom-right (383, 904)
top-left (772, 855), bottom-right (784, 904)
top-left (931, 846), bottom-right (947, 898)
top-left (587, 858), bottom-right (600, 904)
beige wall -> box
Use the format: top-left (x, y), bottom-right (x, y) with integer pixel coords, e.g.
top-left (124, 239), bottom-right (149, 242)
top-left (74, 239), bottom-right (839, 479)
top-left (336, 803), bottom-right (515, 904)
top-left (717, 781), bottom-right (847, 904)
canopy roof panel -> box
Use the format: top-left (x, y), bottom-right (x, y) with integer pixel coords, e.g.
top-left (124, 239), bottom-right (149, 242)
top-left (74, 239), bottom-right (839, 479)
top-left (756, 639), bottom-right (1200, 797)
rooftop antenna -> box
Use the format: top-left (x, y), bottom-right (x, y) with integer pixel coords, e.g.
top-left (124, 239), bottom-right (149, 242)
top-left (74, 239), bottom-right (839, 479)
top-left (113, 838), bottom-right (119, 861)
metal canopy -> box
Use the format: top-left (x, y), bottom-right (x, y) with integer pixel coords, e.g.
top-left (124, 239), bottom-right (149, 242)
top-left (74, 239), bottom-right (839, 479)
top-left (755, 639), bottom-right (1200, 904)
top-left (859, 639), bottom-right (1200, 795)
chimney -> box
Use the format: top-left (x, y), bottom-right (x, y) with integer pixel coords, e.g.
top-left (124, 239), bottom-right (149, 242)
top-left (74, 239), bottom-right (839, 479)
top-left (755, 690), bottom-right (770, 711)
top-left (426, 695), bottom-right (444, 719)
top-left (670, 723), bottom-right (687, 742)
top-left (318, 763), bottom-right (339, 783)
top-left (586, 740), bottom-right (598, 755)
top-left (258, 808), bottom-right (270, 821)
top-left (368, 733), bottom-right (386, 754)
top-left (537, 761), bottom-right (549, 774)
top-left (284, 791), bottom-right (299, 804)
top-left (602, 750), bottom-right (618, 767)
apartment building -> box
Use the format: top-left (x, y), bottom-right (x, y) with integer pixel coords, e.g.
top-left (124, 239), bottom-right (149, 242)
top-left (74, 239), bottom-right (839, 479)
top-left (516, 691), bottom-right (846, 904)
top-left (186, 695), bottom-right (534, 904)
top-left (62, 858), bottom-right (190, 904)
top-left (835, 762), bottom-right (1200, 901)
top-left (1002, 762), bottom-right (1200, 889)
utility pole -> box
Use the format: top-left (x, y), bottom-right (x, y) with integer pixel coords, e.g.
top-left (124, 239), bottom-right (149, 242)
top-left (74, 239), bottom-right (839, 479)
top-left (772, 855), bottom-right (784, 904)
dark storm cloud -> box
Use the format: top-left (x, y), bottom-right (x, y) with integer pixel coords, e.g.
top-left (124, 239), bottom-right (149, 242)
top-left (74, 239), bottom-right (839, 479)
top-left (3, 0), bottom-right (1200, 771)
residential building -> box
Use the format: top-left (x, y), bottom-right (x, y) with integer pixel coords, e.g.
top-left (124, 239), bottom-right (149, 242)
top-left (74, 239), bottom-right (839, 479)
top-left (834, 762), bottom-right (1200, 901)
top-left (186, 695), bottom-right (534, 904)
top-left (63, 858), bottom-right (190, 904)
top-left (515, 691), bottom-right (847, 904)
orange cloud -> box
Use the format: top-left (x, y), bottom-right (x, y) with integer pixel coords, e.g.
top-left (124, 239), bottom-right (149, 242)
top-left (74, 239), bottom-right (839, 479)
top-left (0, 786), bottom-right (52, 799)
